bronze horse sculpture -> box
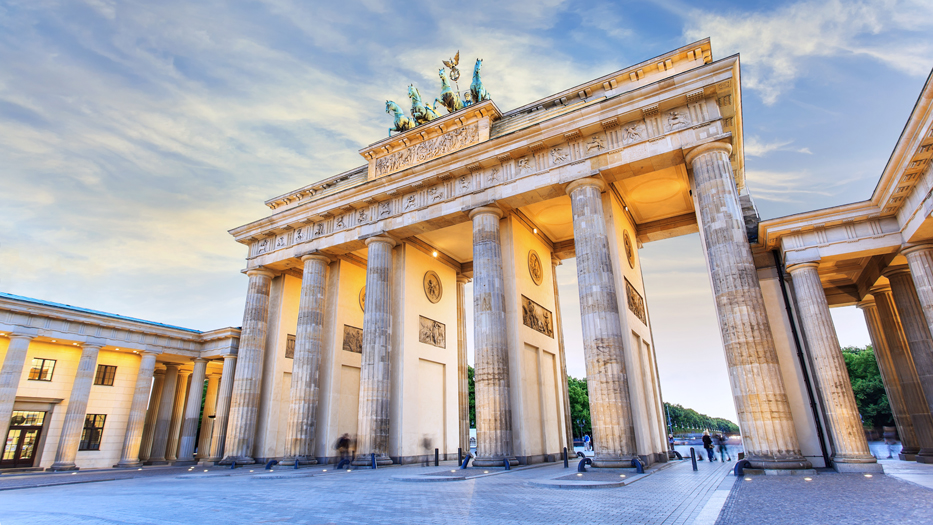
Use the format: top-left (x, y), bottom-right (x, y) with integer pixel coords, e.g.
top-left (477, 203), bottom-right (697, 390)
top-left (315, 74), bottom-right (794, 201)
top-left (408, 85), bottom-right (441, 125)
top-left (386, 100), bottom-right (416, 136)
top-left (470, 58), bottom-right (491, 104)
top-left (435, 68), bottom-right (465, 113)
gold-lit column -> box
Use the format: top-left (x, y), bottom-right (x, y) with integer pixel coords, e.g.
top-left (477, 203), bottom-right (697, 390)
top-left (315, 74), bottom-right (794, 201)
top-left (147, 363), bottom-right (179, 463)
top-left (48, 343), bottom-right (101, 470)
top-left (116, 351), bottom-right (159, 467)
top-left (165, 370), bottom-right (192, 462)
top-left (176, 359), bottom-right (208, 463)
top-left (138, 368), bottom-right (166, 462)
top-left (208, 354), bottom-right (237, 461)
top-left (550, 256), bottom-right (574, 453)
top-left (0, 331), bottom-right (35, 446)
top-left (196, 373), bottom-right (220, 460)
top-left (457, 274), bottom-right (471, 456)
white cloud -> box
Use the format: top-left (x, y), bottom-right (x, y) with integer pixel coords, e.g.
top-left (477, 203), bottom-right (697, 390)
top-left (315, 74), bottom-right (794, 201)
top-left (745, 136), bottom-right (813, 157)
top-left (684, 0), bottom-right (933, 104)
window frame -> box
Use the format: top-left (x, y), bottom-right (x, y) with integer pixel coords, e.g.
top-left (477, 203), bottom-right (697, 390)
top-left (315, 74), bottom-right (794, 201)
top-left (78, 414), bottom-right (106, 451)
top-left (93, 364), bottom-right (117, 386)
top-left (27, 358), bottom-right (57, 382)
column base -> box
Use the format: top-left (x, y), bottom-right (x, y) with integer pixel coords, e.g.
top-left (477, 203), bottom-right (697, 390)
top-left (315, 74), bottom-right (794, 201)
top-left (144, 459), bottom-right (170, 466)
top-left (113, 461), bottom-right (144, 468)
top-left (746, 454), bottom-right (812, 471)
top-left (351, 454), bottom-right (393, 467)
top-left (218, 455), bottom-right (255, 466)
top-left (590, 455), bottom-right (638, 469)
top-left (472, 455), bottom-right (518, 468)
top-left (744, 468), bottom-right (819, 476)
top-left (170, 460), bottom-right (198, 466)
top-left (899, 453), bottom-right (918, 461)
top-left (832, 460), bottom-right (884, 473)
top-left (916, 455), bottom-right (933, 464)
top-left (46, 464), bottom-right (79, 472)
top-left (279, 456), bottom-right (318, 466)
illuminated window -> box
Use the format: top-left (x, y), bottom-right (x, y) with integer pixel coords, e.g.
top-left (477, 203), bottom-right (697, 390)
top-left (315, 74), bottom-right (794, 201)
top-left (79, 414), bottom-right (106, 451)
top-left (94, 365), bottom-right (117, 386)
top-left (27, 358), bottom-right (56, 381)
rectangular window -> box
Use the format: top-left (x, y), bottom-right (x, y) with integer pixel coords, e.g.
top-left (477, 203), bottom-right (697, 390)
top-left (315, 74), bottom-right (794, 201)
top-left (79, 414), bottom-right (106, 451)
top-left (27, 358), bottom-right (56, 381)
top-left (94, 365), bottom-right (117, 386)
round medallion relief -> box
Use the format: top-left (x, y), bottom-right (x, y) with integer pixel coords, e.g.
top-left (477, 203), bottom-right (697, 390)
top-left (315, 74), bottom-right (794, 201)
top-left (528, 250), bottom-right (544, 286)
top-left (359, 287), bottom-right (366, 311)
top-left (623, 230), bottom-right (635, 269)
top-left (423, 270), bottom-right (443, 303)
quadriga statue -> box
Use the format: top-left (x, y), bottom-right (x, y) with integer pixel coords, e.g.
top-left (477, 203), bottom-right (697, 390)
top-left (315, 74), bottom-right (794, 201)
top-left (434, 68), bottom-right (465, 113)
top-left (408, 85), bottom-right (441, 125)
top-left (470, 58), bottom-right (491, 104)
top-left (386, 100), bottom-right (416, 136)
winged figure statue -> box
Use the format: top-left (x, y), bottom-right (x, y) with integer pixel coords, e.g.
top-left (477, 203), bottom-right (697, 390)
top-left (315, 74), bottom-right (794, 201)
top-left (443, 51), bottom-right (461, 82)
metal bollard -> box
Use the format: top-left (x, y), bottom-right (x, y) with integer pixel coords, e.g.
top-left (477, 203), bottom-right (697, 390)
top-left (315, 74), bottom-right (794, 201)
top-left (458, 447), bottom-right (463, 466)
top-left (690, 448), bottom-right (698, 471)
top-left (231, 461), bottom-right (236, 470)
top-left (371, 453), bottom-right (377, 470)
top-left (265, 460), bottom-right (278, 470)
top-left (733, 459), bottom-right (752, 477)
top-left (577, 457), bottom-right (592, 472)
top-left (503, 458), bottom-right (510, 470)
top-left (631, 457), bottom-right (644, 474)
top-left (294, 459), bottom-right (299, 470)
top-left (460, 454), bottom-right (472, 469)
top-left (563, 447), bottom-right (569, 468)
top-left (435, 448), bottom-right (439, 467)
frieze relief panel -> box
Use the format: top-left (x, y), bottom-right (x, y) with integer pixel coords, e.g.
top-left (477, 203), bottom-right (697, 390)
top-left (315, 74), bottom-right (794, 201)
top-left (374, 123), bottom-right (480, 178)
top-left (521, 295), bottom-right (554, 338)
top-left (418, 316), bottom-right (446, 348)
top-left (625, 278), bottom-right (647, 325)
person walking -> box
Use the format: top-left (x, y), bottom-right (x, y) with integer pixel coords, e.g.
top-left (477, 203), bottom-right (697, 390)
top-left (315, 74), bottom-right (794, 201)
top-left (335, 433), bottom-right (351, 469)
top-left (702, 430), bottom-right (715, 462)
top-left (583, 434), bottom-right (591, 452)
top-left (716, 433), bottom-right (732, 461)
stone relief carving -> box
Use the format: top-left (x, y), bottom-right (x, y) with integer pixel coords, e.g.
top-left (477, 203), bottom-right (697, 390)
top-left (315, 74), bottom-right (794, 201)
top-left (458, 175), bottom-right (471, 192)
top-left (258, 239), bottom-right (268, 254)
top-left (276, 236), bottom-right (286, 249)
top-left (358, 208), bottom-right (367, 222)
top-left (404, 194), bottom-right (417, 210)
top-left (335, 215), bottom-right (345, 228)
top-left (551, 147), bottom-right (569, 164)
top-left (419, 316), bottom-right (446, 348)
top-left (294, 228), bottom-right (304, 242)
top-left (586, 135), bottom-right (605, 152)
top-left (423, 270), bottom-right (443, 303)
top-left (622, 122), bottom-right (643, 143)
top-left (342, 325), bottom-right (363, 353)
top-left (521, 295), bottom-right (554, 338)
top-left (379, 202), bottom-right (391, 216)
top-left (314, 223), bottom-right (324, 236)
top-left (487, 167), bottom-right (500, 184)
top-left (666, 109), bottom-right (690, 131)
top-left (285, 334), bottom-right (296, 359)
top-left (374, 123), bottom-right (480, 177)
top-left (359, 287), bottom-right (365, 311)
top-left (518, 156), bottom-right (532, 172)
top-left (528, 250), bottom-right (544, 286)
top-left (623, 230), bottom-right (635, 269)
top-left (625, 278), bottom-right (647, 325)
top-left (428, 186), bottom-right (444, 202)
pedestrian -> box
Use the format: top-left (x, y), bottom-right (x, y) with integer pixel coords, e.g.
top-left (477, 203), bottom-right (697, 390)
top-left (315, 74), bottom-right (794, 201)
top-left (583, 434), bottom-right (591, 452)
top-left (668, 433), bottom-right (675, 451)
top-left (335, 433), bottom-right (351, 468)
top-left (702, 430), bottom-right (715, 462)
top-left (716, 433), bottom-right (732, 461)
top-left (422, 435), bottom-right (433, 467)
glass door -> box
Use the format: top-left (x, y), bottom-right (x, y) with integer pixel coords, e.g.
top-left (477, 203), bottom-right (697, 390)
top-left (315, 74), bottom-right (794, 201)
top-left (1, 411), bottom-right (46, 468)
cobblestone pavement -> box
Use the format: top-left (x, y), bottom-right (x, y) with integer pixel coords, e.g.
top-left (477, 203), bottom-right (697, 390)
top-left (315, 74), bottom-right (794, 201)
top-left (715, 466), bottom-right (933, 525)
top-left (1, 459), bottom-right (734, 525)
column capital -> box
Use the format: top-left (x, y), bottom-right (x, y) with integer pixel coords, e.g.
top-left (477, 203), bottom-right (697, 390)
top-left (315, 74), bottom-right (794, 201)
top-left (221, 353), bottom-right (238, 360)
top-left (882, 265), bottom-right (911, 279)
top-left (193, 357), bottom-right (209, 364)
top-left (786, 261), bottom-right (820, 274)
top-left (456, 274), bottom-right (471, 284)
top-left (684, 141), bottom-right (733, 166)
top-left (550, 254), bottom-right (562, 267)
top-left (565, 177), bottom-right (605, 195)
top-left (468, 206), bottom-right (503, 220)
top-left (246, 268), bottom-right (275, 279)
top-left (140, 350), bottom-right (160, 357)
top-left (163, 363), bottom-right (181, 372)
top-left (901, 243), bottom-right (933, 257)
top-left (6, 325), bottom-right (38, 340)
top-left (153, 368), bottom-right (166, 376)
top-left (869, 284), bottom-right (893, 296)
top-left (856, 296), bottom-right (877, 310)
top-left (363, 235), bottom-right (397, 248)
top-left (300, 253), bottom-right (332, 264)
top-left (81, 343), bottom-right (104, 351)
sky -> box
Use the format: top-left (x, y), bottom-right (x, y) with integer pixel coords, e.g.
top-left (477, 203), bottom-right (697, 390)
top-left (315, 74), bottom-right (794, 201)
top-left (2, 0), bottom-right (933, 424)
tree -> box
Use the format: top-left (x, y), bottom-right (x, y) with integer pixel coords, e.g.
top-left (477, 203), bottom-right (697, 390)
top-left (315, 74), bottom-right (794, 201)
top-left (468, 365), bottom-right (475, 428)
top-left (841, 345), bottom-right (893, 429)
top-left (664, 402), bottom-right (739, 434)
top-left (567, 376), bottom-right (591, 437)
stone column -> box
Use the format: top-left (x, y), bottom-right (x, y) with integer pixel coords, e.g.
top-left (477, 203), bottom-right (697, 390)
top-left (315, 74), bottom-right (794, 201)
top-left (0, 331), bottom-right (35, 444)
top-left (208, 354), bottom-right (237, 461)
top-left (196, 372), bottom-right (220, 459)
top-left (116, 351), bottom-right (159, 467)
top-left (353, 236), bottom-right (396, 466)
top-left (221, 269), bottom-right (274, 465)
top-left (687, 142), bottom-right (810, 470)
top-left (887, 261), bottom-right (933, 416)
top-left (550, 256), bottom-right (575, 452)
top-left (147, 363), bottom-right (179, 463)
top-left (165, 371), bottom-right (191, 462)
top-left (48, 343), bottom-right (101, 470)
top-left (858, 297), bottom-right (920, 458)
top-left (469, 207), bottom-right (517, 467)
top-left (457, 274), bottom-right (471, 454)
top-left (176, 359), bottom-right (208, 463)
top-left (787, 263), bottom-right (879, 471)
top-left (871, 286), bottom-right (933, 462)
top-left (138, 368), bottom-right (165, 462)
top-left (566, 178), bottom-right (636, 467)
top-left (282, 254), bottom-right (330, 465)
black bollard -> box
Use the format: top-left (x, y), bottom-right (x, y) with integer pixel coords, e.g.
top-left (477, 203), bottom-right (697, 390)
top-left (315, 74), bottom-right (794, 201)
top-left (690, 447), bottom-right (698, 471)
top-left (294, 459), bottom-right (299, 470)
top-left (563, 447), bottom-right (569, 468)
top-left (503, 457), bottom-right (510, 470)
top-left (371, 453), bottom-right (377, 470)
top-left (631, 457), bottom-right (644, 474)
top-left (231, 461), bottom-right (236, 470)
top-left (264, 460), bottom-right (278, 470)
top-left (458, 447), bottom-right (463, 466)
top-left (435, 448), bottom-right (439, 467)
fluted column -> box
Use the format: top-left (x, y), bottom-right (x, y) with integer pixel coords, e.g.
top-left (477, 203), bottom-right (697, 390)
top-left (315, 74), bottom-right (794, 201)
top-left (858, 297), bottom-right (920, 458)
top-left (469, 207), bottom-right (517, 467)
top-left (116, 351), bottom-right (159, 467)
top-left (177, 359), bottom-right (208, 463)
top-left (0, 331), bottom-right (35, 444)
top-left (550, 256), bottom-right (574, 452)
top-left (221, 268), bottom-right (275, 465)
top-left (48, 343), bottom-right (101, 470)
top-left (166, 370), bottom-right (191, 462)
top-left (282, 254), bottom-right (330, 465)
top-left (787, 263), bottom-right (878, 471)
top-left (566, 178), bottom-right (636, 467)
top-left (872, 286), bottom-right (933, 462)
top-left (196, 372), bottom-right (220, 459)
top-left (353, 236), bottom-right (396, 466)
top-left (457, 275), bottom-right (471, 454)
top-left (687, 142), bottom-right (809, 470)
top-left (893, 253), bottom-right (933, 413)
top-left (208, 354), bottom-right (237, 461)
top-left (147, 363), bottom-right (179, 463)
top-left (138, 368), bottom-right (165, 462)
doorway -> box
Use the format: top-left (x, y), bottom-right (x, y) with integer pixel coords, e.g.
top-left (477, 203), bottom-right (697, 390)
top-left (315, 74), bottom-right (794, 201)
top-left (1, 411), bottom-right (46, 468)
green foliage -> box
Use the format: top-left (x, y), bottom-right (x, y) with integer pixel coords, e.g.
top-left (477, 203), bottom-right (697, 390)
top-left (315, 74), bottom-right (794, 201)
top-left (841, 345), bottom-right (893, 429)
top-left (468, 365), bottom-right (475, 428)
top-left (664, 402), bottom-right (739, 434)
top-left (567, 376), bottom-right (591, 437)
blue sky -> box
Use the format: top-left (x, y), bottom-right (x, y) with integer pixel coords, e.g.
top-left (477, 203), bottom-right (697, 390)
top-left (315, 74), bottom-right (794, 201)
top-left (2, 0), bottom-right (932, 422)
